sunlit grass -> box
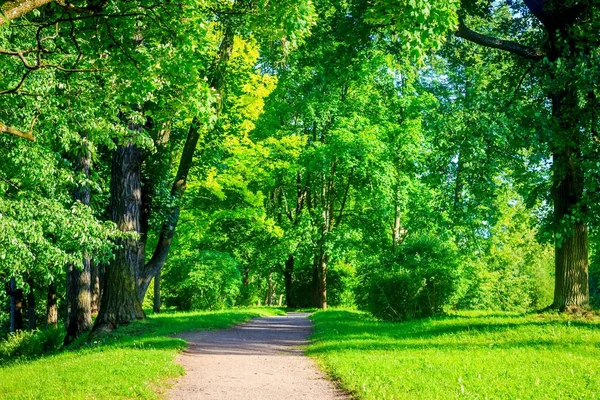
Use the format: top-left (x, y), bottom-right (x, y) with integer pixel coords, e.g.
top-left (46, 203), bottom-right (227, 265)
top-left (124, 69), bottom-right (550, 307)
top-left (308, 309), bottom-right (600, 399)
top-left (0, 308), bottom-right (284, 399)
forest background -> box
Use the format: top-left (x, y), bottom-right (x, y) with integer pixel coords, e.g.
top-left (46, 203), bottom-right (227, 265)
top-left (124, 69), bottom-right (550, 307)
top-left (1, 0), bottom-right (599, 345)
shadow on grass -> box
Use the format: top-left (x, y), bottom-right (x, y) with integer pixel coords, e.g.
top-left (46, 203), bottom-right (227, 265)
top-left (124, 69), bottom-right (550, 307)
top-left (1, 308), bottom-right (280, 368)
top-left (307, 310), bottom-right (600, 355)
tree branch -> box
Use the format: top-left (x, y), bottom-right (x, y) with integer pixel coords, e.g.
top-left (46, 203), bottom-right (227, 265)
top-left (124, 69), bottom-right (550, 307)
top-left (0, 0), bottom-right (53, 26)
top-left (0, 121), bottom-right (35, 141)
top-left (456, 19), bottom-right (546, 61)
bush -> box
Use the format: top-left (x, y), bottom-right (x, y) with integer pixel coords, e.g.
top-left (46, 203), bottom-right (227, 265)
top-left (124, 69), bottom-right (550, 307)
top-left (357, 236), bottom-right (459, 321)
top-left (162, 250), bottom-right (242, 310)
top-left (0, 328), bottom-right (63, 363)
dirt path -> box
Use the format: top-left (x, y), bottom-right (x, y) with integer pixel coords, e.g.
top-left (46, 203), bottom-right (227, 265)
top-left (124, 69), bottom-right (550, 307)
top-left (167, 312), bottom-right (347, 400)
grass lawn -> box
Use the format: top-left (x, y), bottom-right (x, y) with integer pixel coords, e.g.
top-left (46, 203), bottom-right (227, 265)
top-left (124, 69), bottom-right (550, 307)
top-left (0, 308), bottom-right (283, 399)
top-left (308, 309), bottom-right (600, 400)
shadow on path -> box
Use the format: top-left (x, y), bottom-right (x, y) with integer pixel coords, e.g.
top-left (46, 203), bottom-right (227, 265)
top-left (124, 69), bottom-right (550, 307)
top-left (168, 312), bottom-right (347, 400)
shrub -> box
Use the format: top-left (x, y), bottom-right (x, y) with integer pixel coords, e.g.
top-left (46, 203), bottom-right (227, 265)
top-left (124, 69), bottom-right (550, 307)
top-left (162, 250), bottom-right (242, 310)
top-left (0, 328), bottom-right (63, 363)
top-left (357, 236), bottom-right (459, 321)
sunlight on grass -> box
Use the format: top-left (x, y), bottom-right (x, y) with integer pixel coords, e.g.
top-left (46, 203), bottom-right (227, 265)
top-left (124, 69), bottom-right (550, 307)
top-left (308, 310), bottom-right (600, 399)
top-left (0, 308), bottom-right (283, 400)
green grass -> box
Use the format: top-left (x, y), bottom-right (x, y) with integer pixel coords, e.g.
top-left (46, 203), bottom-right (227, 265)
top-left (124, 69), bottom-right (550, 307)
top-left (0, 307), bottom-right (283, 400)
top-left (308, 309), bottom-right (600, 400)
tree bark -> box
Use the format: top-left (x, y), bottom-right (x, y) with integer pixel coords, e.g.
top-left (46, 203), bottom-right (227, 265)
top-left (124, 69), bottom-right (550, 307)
top-left (14, 287), bottom-right (24, 331)
top-left (46, 282), bottom-right (58, 329)
top-left (284, 255), bottom-right (295, 308)
top-left (153, 273), bottom-right (161, 313)
top-left (93, 143), bottom-right (146, 333)
top-left (26, 277), bottom-right (36, 330)
top-left (65, 135), bottom-right (93, 343)
top-left (546, 14), bottom-right (589, 309)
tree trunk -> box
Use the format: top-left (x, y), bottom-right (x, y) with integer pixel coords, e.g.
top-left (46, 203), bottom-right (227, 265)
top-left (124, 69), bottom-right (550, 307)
top-left (26, 277), bottom-right (36, 330)
top-left (311, 253), bottom-right (321, 307)
top-left (94, 26), bottom-right (235, 331)
top-left (46, 282), bottom-right (58, 329)
top-left (551, 138), bottom-right (588, 309)
top-left (8, 277), bottom-right (23, 332)
top-left (65, 257), bottom-right (92, 342)
top-left (93, 143), bottom-right (145, 333)
top-left (153, 273), bottom-right (161, 313)
top-left (9, 279), bottom-right (24, 332)
top-left (284, 255), bottom-right (295, 308)
top-left (65, 135), bottom-right (93, 343)
top-left (319, 251), bottom-right (328, 310)
top-left (90, 261), bottom-right (104, 315)
top-left (549, 73), bottom-right (589, 309)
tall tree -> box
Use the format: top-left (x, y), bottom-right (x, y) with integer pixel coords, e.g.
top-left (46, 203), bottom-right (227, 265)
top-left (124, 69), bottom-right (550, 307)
top-left (455, 0), bottom-right (600, 309)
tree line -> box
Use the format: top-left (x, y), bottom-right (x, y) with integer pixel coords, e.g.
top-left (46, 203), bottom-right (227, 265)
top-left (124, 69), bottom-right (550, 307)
top-left (1, 0), bottom-right (599, 344)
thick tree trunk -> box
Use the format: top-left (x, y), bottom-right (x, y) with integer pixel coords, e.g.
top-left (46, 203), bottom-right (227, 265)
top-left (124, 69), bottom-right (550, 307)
top-left (46, 282), bottom-right (58, 329)
top-left (65, 135), bottom-right (93, 343)
top-left (456, 0), bottom-right (592, 311)
top-left (311, 249), bottom-right (328, 309)
top-left (153, 273), bottom-right (161, 313)
top-left (93, 143), bottom-right (145, 333)
top-left (551, 144), bottom-right (588, 309)
top-left (552, 219), bottom-right (588, 309)
top-left (549, 77), bottom-right (589, 309)
top-left (284, 255), bottom-right (295, 308)
top-left (26, 277), bottom-right (36, 330)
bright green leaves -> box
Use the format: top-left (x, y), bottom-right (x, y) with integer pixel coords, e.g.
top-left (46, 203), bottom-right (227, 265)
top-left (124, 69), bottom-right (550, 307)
top-left (251, 0), bottom-right (317, 54)
top-left (366, 0), bottom-right (459, 62)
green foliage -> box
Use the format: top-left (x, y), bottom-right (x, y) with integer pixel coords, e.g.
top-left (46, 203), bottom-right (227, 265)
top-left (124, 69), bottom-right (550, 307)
top-left (357, 236), bottom-right (459, 321)
top-left (162, 251), bottom-right (241, 310)
top-left (309, 309), bottom-right (600, 399)
top-left (0, 328), bottom-right (64, 364)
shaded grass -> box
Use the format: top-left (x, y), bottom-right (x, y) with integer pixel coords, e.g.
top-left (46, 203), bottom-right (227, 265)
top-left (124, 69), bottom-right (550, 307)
top-left (0, 307), bottom-right (283, 399)
top-left (308, 309), bottom-right (600, 399)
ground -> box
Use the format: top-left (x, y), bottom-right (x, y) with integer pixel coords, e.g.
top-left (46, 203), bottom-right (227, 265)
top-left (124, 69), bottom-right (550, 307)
top-left (168, 312), bottom-right (345, 399)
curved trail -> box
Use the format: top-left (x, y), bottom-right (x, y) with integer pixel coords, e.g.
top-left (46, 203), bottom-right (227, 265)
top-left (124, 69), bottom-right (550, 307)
top-left (167, 312), bottom-right (347, 400)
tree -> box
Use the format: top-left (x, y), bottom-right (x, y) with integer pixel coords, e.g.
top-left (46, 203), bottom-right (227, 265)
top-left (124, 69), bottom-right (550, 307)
top-left (455, 0), bottom-right (600, 309)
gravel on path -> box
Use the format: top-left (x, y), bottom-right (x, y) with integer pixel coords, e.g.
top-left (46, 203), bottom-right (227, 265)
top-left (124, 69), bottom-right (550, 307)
top-left (167, 312), bottom-right (347, 400)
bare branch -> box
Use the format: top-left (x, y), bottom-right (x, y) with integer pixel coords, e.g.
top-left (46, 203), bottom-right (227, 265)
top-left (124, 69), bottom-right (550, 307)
top-left (456, 19), bottom-right (546, 61)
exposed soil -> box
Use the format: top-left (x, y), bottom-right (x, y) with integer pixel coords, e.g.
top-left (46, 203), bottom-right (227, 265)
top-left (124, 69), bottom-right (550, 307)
top-left (167, 312), bottom-right (347, 400)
